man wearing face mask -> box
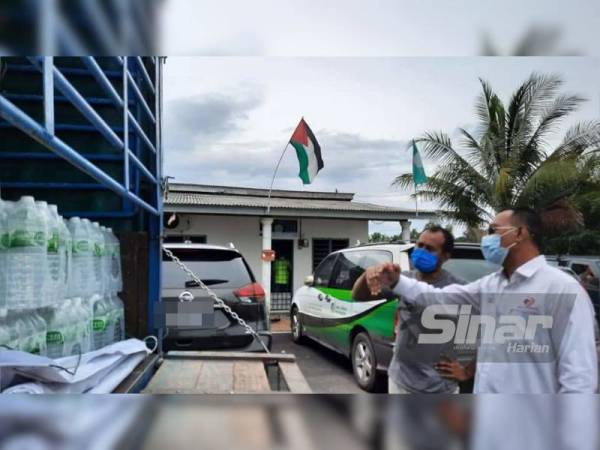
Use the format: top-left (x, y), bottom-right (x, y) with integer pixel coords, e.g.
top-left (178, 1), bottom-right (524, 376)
top-left (356, 225), bottom-right (465, 394)
top-left (390, 225), bottom-right (468, 394)
top-left (354, 208), bottom-right (598, 393)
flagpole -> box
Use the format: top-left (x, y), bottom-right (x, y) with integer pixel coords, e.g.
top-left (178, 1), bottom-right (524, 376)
top-left (266, 142), bottom-right (290, 215)
top-left (415, 182), bottom-right (419, 217)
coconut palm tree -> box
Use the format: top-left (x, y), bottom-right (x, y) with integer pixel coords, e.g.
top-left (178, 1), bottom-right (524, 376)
top-left (393, 73), bottom-right (600, 234)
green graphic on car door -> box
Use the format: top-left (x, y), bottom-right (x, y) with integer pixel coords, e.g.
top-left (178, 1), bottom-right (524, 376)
top-left (316, 286), bottom-right (397, 353)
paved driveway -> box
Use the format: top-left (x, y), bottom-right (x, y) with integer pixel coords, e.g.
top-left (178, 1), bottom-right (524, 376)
top-left (271, 332), bottom-right (366, 394)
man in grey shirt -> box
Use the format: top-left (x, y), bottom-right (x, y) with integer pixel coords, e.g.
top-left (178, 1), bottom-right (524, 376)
top-left (355, 225), bottom-right (469, 393)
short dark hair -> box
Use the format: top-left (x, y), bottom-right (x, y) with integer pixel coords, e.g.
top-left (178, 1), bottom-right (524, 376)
top-left (504, 207), bottom-right (543, 249)
top-left (422, 225), bottom-right (455, 254)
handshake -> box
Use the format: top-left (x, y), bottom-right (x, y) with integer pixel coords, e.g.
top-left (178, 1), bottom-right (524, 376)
top-left (364, 262), bottom-right (402, 296)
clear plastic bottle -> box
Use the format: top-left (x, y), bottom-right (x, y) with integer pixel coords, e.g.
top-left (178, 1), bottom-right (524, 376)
top-left (69, 297), bottom-right (88, 355)
top-left (5, 312), bottom-right (20, 351)
top-left (6, 196), bottom-right (47, 311)
top-left (108, 228), bottom-right (123, 293)
top-left (0, 317), bottom-right (10, 351)
top-left (92, 295), bottom-right (112, 350)
top-left (109, 294), bottom-right (125, 342)
top-left (49, 205), bottom-right (69, 305)
top-left (37, 201), bottom-right (60, 308)
top-left (68, 217), bottom-right (93, 299)
top-left (14, 312), bottom-right (32, 353)
top-left (0, 200), bottom-right (8, 318)
top-left (79, 296), bottom-right (94, 353)
top-left (100, 226), bottom-right (111, 296)
top-left (45, 304), bottom-right (66, 359)
top-left (29, 310), bottom-right (48, 356)
top-left (62, 218), bottom-right (73, 299)
top-left (90, 222), bottom-right (104, 297)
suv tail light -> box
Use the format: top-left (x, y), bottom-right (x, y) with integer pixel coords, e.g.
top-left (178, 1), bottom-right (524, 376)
top-left (233, 282), bottom-right (265, 303)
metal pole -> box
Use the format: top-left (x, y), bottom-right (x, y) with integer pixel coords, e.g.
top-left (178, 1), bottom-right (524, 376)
top-left (266, 143), bottom-right (290, 214)
top-left (415, 182), bottom-right (419, 217)
top-left (42, 57), bottom-right (54, 135)
top-left (123, 56), bottom-right (130, 193)
top-left (0, 96), bottom-right (158, 215)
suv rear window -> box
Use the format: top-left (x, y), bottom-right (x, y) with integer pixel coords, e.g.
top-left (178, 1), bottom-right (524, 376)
top-left (162, 248), bottom-right (254, 289)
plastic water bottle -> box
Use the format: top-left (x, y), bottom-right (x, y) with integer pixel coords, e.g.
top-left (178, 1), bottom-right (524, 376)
top-left (109, 294), bottom-right (125, 342)
top-left (75, 297), bottom-right (94, 352)
top-left (92, 294), bottom-right (111, 350)
top-left (62, 218), bottom-right (73, 298)
top-left (90, 222), bottom-right (104, 296)
top-left (107, 228), bottom-right (123, 294)
top-left (68, 217), bottom-right (93, 298)
top-left (0, 318), bottom-right (10, 351)
top-left (37, 201), bottom-right (60, 307)
top-left (4, 312), bottom-right (20, 351)
top-left (70, 297), bottom-right (87, 355)
top-left (14, 312), bottom-right (32, 352)
top-left (100, 226), bottom-right (110, 295)
top-left (45, 304), bottom-right (67, 359)
top-left (0, 200), bottom-right (8, 318)
top-left (49, 205), bottom-right (69, 304)
top-left (6, 196), bottom-right (47, 310)
top-left (29, 311), bottom-right (48, 356)
top-left (59, 299), bottom-right (74, 356)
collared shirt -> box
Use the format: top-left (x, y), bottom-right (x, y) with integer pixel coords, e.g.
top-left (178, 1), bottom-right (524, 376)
top-left (392, 255), bottom-right (598, 393)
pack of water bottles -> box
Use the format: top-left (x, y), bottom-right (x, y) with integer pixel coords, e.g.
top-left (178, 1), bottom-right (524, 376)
top-left (0, 196), bottom-right (126, 358)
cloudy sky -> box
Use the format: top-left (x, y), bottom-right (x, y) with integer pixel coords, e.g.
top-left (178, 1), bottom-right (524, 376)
top-left (160, 3), bottom-right (600, 236)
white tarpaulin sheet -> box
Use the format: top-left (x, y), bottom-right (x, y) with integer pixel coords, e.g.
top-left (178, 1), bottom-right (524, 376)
top-left (0, 339), bottom-right (150, 394)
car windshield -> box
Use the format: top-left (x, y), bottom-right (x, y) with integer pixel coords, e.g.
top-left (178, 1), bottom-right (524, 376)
top-left (162, 248), bottom-right (254, 289)
top-left (444, 258), bottom-right (500, 282)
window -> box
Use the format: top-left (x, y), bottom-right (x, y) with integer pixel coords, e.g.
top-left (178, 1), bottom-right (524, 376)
top-left (572, 263), bottom-right (599, 288)
top-left (162, 248), bottom-right (254, 289)
top-left (312, 239), bottom-right (349, 271)
top-left (260, 220), bottom-right (298, 237)
top-left (330, 250), bottom-right (393, 291)
top-left (313, 254), bottom-right (337, 288)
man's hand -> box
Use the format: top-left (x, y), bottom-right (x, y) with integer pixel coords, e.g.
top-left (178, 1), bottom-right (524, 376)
top-left (434, 359), bottom-right (474, 382)
top-left (365, 262), bottom-right (401, 296)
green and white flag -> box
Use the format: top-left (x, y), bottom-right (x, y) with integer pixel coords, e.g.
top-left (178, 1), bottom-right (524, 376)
top-left (289, 118), bottom-right (324, 185)
top-left (412, 140), bottom-right (427, 185)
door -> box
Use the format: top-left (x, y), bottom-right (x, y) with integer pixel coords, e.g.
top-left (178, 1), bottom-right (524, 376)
top-left (301, 253), bottom-right (338, 338)
top-left (324, 250), bottom-right (395, 353)
top-left (271, 239), bottom-right (294, 313)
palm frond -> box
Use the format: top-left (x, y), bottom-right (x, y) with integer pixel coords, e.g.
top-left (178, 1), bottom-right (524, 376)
top-left (549, 121), bottom-right (600, 160)
top-left (391, 173), bottom-right (415, 190)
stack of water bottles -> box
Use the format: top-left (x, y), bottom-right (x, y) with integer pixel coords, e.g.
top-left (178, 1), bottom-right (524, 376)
top-left (0, 196), bottom-right (125, 358)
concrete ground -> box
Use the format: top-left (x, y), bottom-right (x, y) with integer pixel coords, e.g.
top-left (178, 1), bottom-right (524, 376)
top-left (271, 332), bottom-right (364, 394)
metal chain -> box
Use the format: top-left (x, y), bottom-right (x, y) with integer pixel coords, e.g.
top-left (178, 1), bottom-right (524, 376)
top-left (162, 246), bottom-right (270, 353)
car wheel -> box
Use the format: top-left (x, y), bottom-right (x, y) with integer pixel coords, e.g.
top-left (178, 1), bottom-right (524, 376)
top-left (352, 332), bottom-right (382, 392)
top-left (291, 306), bottom-right (305, 344)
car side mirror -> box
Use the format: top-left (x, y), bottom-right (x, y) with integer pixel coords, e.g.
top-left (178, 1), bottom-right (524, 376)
top-left (304, 275), bottom-right (314, 286)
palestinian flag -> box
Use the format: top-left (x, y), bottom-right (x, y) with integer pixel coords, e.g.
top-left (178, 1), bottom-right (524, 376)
top-left (289, 118), bottom-right (324, 185)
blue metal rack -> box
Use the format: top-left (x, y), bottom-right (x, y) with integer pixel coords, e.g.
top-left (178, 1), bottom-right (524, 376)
top-left (0, 55), bottom-right (164, 336)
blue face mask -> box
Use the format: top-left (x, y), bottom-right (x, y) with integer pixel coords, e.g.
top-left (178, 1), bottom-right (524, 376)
top-left (480, 230), bottom-right (517, 265)
top-left (411, 248), bottom-right (439, 273)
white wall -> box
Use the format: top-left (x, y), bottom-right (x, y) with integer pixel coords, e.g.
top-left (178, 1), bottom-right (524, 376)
top-left (166, 214), bottom-right (368, 291)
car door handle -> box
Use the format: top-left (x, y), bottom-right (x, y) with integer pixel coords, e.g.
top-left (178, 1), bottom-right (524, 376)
top-left (317, 293), bottom-right (324, 301)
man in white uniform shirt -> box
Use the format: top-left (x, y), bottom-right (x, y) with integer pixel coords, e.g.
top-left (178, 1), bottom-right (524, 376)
top-left (355, 208), bottom-right (598, 393)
